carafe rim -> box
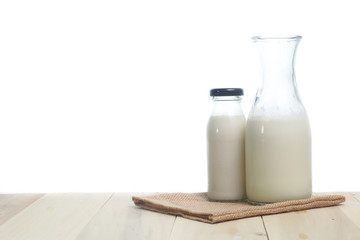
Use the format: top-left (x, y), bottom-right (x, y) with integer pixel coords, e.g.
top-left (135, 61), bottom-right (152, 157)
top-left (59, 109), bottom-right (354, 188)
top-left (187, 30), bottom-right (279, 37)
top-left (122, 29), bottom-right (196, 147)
top-left (252, 35), bottom-right (302, 42)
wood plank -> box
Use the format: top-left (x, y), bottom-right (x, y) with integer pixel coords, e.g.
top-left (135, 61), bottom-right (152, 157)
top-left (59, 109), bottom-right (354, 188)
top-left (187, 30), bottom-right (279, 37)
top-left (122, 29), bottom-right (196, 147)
top-left (76, 193), bottom-right (176, 240)
top-left (337, 193), bottom-right (360, 229)
top-left (169, 216), bottom-right (268, 240)
top-left (263, 193), bottom-right (360, 240)
top-left (350, 192), bottom-right (360, 202)
top-left (0, 193), bottom-right (44, 226)
top-left (0, 193), bottom-right (112, 240)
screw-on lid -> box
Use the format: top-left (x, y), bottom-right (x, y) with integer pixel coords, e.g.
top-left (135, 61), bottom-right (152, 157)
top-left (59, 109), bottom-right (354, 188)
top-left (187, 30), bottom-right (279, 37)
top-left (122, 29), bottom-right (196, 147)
top-left (210, 88), bottom-right (244, 96)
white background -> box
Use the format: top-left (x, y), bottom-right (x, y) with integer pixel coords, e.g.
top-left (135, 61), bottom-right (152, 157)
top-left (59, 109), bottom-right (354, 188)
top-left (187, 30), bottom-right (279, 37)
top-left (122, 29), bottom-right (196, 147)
top-left (0, 0), bottom-right (359, 193)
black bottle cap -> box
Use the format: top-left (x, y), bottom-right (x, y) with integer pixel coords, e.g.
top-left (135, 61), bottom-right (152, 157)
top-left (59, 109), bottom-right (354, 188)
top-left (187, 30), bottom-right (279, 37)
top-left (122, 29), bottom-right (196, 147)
top-left (210, 88), bottom-right (244, 96)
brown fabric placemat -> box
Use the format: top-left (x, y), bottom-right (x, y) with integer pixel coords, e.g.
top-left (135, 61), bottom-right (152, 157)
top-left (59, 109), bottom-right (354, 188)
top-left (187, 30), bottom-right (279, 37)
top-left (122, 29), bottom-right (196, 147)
top-left (132, 193), bottom-right (345, 223)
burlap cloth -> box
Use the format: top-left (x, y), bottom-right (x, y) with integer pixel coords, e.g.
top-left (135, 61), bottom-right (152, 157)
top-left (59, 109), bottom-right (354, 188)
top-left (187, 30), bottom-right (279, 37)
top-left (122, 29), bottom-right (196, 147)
top-left (132, 193), bottom-right (345, 223)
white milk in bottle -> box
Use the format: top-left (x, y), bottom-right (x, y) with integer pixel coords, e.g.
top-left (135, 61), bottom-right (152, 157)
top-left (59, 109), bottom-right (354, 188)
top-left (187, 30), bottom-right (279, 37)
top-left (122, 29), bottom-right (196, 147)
top-left (207, 88), bottom-right (246, 202)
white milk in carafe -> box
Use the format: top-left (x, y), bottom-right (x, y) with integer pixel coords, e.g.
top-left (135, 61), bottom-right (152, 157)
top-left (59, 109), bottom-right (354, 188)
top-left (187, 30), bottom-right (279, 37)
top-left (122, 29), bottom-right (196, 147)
top-left (245, 115), bottom-right (312, 203)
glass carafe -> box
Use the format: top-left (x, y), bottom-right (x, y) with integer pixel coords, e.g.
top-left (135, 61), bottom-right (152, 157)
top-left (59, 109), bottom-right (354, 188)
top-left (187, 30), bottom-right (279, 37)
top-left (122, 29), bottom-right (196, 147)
top-left (245, 35), bottom-right (312, 204)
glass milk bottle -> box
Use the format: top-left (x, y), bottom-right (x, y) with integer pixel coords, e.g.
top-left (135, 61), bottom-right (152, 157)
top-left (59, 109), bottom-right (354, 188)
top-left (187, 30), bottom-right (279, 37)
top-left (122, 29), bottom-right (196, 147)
top-left (207, 88), bottom-right (246, 202)
top-left (246, 36), bottom-right (312, 204)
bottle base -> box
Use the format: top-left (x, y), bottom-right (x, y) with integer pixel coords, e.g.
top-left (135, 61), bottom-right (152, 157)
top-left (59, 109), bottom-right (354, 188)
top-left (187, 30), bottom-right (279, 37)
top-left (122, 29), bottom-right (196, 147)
top-left (207, 192), bottom-right (246, 203)
top-left (208, 197), bottom-right (247, 203)
top-left (246, 199), bottom-right (269, 206)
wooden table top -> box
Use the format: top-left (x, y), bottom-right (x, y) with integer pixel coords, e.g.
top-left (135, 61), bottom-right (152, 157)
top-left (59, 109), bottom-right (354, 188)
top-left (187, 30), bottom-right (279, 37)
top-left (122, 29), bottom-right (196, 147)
top-left (0, 192), bottom-right (359, 240)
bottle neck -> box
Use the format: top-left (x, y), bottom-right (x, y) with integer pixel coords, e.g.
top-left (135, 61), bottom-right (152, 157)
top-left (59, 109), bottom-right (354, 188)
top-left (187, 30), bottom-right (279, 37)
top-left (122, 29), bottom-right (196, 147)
top-left (211, 96), bottom-right (243, 116)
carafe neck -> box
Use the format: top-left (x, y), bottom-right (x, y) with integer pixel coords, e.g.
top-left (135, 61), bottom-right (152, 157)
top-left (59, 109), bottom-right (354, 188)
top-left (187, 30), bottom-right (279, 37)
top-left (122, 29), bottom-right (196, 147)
top-left (251, 36), bottom-right (306, 117)
top-left (254, 36), bottom-right (301, 96)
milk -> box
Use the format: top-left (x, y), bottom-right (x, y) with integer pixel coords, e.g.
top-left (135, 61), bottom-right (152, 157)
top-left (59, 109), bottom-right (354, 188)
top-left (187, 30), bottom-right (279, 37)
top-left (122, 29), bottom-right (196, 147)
top-left (207, 115), bottom-right (246, 201)
top-left (245, 116), bottom-right (312, 203)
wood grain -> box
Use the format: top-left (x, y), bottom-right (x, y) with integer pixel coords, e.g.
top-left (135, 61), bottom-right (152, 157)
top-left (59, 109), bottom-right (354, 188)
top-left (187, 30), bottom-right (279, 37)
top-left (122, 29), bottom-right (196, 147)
top-left (169, 216), bottom-right (268, 240)
top-left (351, 192), bottom-right (360, 202)
top-left (76, 193), bottom-right (175, 240)
top-left (263, 193), bottom-right (360, 240)
top-left (338, 193), bottom-right (360, 229)
top-left (0, 193), bottom-right (44, 226)
top-left (0, 193), bottom-right (112, 240)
